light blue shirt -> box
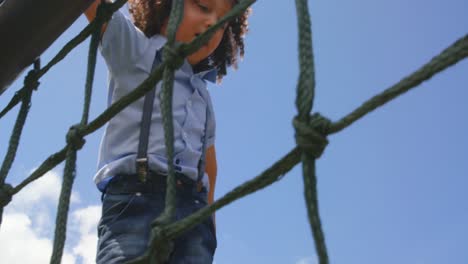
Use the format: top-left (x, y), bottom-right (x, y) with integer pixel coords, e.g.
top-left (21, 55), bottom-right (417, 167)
top-left (95, 10), bottom-right (216, 191)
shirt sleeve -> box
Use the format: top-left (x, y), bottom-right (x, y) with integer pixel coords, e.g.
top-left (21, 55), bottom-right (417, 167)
top-left (99, 10), bottom-right (149, 74)
top-left (205, 102), bottom-right (216, 148)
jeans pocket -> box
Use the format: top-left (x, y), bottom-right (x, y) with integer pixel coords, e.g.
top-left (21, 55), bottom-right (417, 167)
top-left (192, 199), bottom-right (218, 250)
top-left (100, 193), bottom-right (136, 227)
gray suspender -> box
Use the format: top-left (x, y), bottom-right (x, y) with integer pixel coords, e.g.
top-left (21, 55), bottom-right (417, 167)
top-left (136, 50), bottom-right (160, 182)
top-left (196, 110), bottom-right (209, 184)
top-left (136, 49), bottom-right (209, 188)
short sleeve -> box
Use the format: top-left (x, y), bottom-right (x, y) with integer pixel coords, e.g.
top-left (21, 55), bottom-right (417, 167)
top-left (99, 10), bottom-right (149, 74)
top-left (205, 102), bottom-right (216, 147)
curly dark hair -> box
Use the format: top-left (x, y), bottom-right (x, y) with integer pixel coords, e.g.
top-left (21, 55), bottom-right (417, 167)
top-left (128, 0), bottom-right (250, 81)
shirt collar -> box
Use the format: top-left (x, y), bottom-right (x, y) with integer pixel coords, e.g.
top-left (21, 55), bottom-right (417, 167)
top-left (196, 68), bottom-right (218, 83)
top-left (152, 35), bottom-right (218, 83)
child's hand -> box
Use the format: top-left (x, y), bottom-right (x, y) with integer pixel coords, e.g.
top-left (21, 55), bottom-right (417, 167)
top-left (84, 0), bottom-right (109, 36)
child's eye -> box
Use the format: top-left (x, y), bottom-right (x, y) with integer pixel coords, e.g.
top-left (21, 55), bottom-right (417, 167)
top-left (194, 0), bottom-right (210, 13)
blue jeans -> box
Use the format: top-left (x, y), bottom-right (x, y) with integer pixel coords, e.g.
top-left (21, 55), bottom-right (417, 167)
top-left (96, 173), bottom-right (217, 263)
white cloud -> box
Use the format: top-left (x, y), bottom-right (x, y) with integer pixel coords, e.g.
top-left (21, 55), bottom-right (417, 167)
top-left (8, 169), bottom-right (81, 237)
top-left (72, 206), bottom-right (101, 264)
top-left (0, 169), bottom-right (100, 264)
top-left (0, 212), bottom-right (76, 264)
top-left (11, 169), bottom-right (80, 210)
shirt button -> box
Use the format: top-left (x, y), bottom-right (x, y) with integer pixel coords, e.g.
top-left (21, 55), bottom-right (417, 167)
top-left (187, 100), bottom-right (192, 107)
top-left (182, 132), bottom-right (187, 138)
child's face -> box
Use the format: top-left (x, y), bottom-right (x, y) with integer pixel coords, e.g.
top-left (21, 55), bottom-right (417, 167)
top-left (162, 0), bottom-right (232, 65)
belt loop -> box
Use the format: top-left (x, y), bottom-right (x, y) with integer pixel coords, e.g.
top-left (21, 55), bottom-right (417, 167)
top-left (136, 158), bottom-right (148, 182)
top-left (196, 181), bottom-right (203, 193)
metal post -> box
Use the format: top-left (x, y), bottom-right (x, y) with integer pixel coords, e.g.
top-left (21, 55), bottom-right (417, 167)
top-left (0, 0), bottom-right (94, 94)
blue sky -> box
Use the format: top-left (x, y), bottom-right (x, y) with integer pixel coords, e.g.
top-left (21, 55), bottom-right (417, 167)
top-left (1, 0), bottom-right (467, 263)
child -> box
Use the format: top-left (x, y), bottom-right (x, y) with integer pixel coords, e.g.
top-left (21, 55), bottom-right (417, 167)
top-left (84, 0), bottom-right (250, 263)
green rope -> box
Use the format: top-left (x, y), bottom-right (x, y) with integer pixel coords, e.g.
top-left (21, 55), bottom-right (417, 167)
top-left (49, 145), bottom-right (78, 264)
top-left (330, 34), bottom-right (468, 134)
top-left (0, 86), bottom-right (31, 120)
top-left (49, 125), bottom-right (86, 264)
top-left (0, 83), bottom-right (33, 183)
top-left (144, 0), bottom-right (186, 262)
top-left (12, 147), bottom-right (67, 195)
top-left (294, 0), bottom-right (315, 120)
top-left (164, 147), bottom-right (302, 240)
top-left (0, 183), bottom-right (13, 224)
top-left (81, 14), bottom-right (101, 125)
top-left (160, 0), bottom-right (185, 223)
top-left (0, 62), bottom-right (40, 120)
top-left (294, 0), bottom-right (329, 263)
top-left (0, 66), bottom-right (38, 226)
top-left (49, 12), bottom-right (101, 262)
top-left (0, 68), bottom-right (38, 183)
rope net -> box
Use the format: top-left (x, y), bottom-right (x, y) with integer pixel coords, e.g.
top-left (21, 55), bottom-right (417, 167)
top-left (1, 0), bottom-right (467, 263)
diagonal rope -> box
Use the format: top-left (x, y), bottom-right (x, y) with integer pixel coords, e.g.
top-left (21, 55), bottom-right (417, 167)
top-left (164, 147), bottom-right (302, 239)
top-left (330, 34), bottom-right (468, 134)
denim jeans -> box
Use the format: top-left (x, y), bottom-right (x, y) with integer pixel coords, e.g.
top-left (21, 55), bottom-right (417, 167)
top-left (96, 173), bottom-right (217, 264)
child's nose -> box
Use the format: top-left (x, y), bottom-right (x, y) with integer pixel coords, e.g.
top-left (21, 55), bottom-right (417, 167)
top-left (204, 13), bottom-right (217, 29)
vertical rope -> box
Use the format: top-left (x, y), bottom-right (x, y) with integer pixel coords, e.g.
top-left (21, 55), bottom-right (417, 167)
top-left (294, 0), bottom-right (315, 120)
top-left (81, 21), bottom-right (100, 125)
top-left (142, 1), bottom-right (186, 263)
top-left (0, 64), bottom-right (39, 183)
top-left (0, 60), bottom-right (39, 226)
top-left (49, 12), bottom-right (100, 263)
top-left (294, 0), bottom-right (329, 263)
top-left (49, 147), bottom-right (78, 264)
top-left (160, 0), bottom-right (184, 223)
top-left (0, 88), bottom-right (33, 183)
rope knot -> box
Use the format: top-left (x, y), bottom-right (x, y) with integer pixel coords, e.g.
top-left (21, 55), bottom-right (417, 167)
top-left (163, 45), bottom-right (185, 70)
top-left (24, 69), bottom-right (40, 91)
top-left (66, 125), bottom-right (85, 151)
top-left (152, 227), bottom-right (174, 263)
top-left (293, 113), bottom-right (332, 159)
top-left (0, 183), bottom-right (13, 207)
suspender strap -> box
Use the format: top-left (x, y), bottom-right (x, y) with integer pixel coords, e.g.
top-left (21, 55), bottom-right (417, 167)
top-left (195, 109), bottom-right (209, 190)
top-left (136, 48), bottom-right (210, 190)
top-left (136, 51), bottom-right (160, 182)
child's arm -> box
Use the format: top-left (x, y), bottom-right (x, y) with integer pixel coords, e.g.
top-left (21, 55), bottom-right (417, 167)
top-left (84, 0), bottom-right (108, 35)
top-left (205, 145), bottom-right (217, 228)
